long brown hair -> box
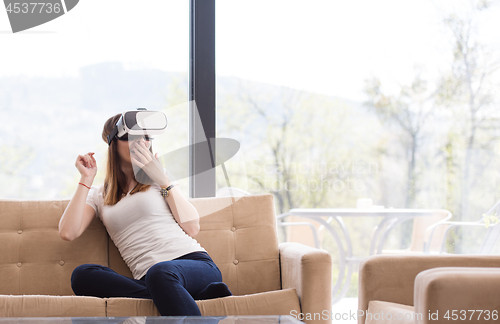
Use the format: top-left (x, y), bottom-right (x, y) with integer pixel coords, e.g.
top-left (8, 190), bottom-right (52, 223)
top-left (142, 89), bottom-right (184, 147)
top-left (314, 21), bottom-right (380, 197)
top-left (101, 114), bottom-right (152, 205)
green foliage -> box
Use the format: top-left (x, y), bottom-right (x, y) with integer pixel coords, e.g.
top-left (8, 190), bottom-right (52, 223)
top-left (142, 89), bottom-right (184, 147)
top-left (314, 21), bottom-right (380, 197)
top-left (483, 214), bottom-right (500, 228)
top-left (217, 79), bottom-right (383, 216)
top-left (363, 68), bottom-right (436, 209)
top-left (331, 267), bottom-right (359, 298)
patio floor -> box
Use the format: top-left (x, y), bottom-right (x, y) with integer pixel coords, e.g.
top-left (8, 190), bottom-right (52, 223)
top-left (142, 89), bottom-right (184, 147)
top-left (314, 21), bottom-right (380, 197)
top-left (330, 298), bottom-right (358, 323)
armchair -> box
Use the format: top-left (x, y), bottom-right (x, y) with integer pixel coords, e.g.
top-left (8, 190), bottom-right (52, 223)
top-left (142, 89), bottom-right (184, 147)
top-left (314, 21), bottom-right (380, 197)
top-left (358, 254), bottom-right (500, 324)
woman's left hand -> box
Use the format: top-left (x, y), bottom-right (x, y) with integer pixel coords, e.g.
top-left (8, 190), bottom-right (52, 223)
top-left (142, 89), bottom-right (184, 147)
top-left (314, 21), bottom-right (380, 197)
top-left (130, 140), bottom-right (170, 187)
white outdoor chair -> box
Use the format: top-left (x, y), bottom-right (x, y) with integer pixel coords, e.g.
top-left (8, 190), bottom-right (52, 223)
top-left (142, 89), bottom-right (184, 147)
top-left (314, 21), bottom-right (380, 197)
top-left (379, 210), bottom-right (453, 254)
top-left (425, 200), bottom-right (500, 254)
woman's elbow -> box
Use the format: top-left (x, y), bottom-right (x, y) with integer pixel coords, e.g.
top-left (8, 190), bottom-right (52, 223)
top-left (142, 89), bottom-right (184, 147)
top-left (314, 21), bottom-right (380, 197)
top-left (188, 223), bottom-right (201, 238)
top-left (59, 228), bottom-right (76, 241)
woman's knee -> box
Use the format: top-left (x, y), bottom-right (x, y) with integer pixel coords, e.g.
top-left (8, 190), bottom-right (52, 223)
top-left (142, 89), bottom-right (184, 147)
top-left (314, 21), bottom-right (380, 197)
top-left (145, 262), bottom-right (180, 285)
top-left (71, 264), bottom-right (107, 295)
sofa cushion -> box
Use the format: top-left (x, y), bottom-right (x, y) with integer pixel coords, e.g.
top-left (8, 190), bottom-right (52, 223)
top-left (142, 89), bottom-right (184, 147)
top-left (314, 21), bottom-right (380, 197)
top-left (365, 301), bottom-right (415, 324)
top-left (106, 288), bottom-right (300, 317)
top-left (191, 194), bottom-right (281, 296)
top-left (0, 295), bottom-right (106, 317)
top-left (0, 200), bottom-right (108, 296)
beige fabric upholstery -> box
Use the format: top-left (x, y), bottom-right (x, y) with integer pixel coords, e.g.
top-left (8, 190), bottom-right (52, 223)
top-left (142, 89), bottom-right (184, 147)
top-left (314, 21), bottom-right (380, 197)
top-left (365, 301), bottom-right (415, 324)
top-left (191, 194), bottom-right (281, 296)
top-left (280, 242), bottom-right (332, 320)
top-left (414, 267), bottom-right (500, 324)
top-left (106, 297), bottom-right (161, 317)
top-left (0, 200), bottom-right (108, 296)
top-left (106, 288), bottom-right (300, 317)
top-left (0, 194), bottom-right (332, 322)
top-left (0, 295), bottom-right (106, 317)
top-left (358, 255), bottom-right (500, 324)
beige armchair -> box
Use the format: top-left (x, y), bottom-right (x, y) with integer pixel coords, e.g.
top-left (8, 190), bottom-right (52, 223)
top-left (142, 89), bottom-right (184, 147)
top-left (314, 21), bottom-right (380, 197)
top-left (0, 194), bottom-right (332, 323)
top-left (358, 254), bottom-right (500, 324)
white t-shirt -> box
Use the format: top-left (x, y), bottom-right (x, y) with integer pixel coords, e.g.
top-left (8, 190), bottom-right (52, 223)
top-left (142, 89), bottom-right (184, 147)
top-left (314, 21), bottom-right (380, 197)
top-left (85, 183), bottom-right (207, 280)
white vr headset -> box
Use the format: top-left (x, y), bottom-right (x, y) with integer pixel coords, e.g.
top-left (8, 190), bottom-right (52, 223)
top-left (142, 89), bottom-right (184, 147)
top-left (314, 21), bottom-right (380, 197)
top-left (107, 108), bottom-right (168, 145)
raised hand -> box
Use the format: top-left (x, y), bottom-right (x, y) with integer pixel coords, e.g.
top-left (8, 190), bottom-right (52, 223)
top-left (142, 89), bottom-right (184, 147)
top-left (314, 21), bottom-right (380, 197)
top-left (75, 152), bottom-right (97, 183)
top-left (130, 141), bottom-right (170, 187)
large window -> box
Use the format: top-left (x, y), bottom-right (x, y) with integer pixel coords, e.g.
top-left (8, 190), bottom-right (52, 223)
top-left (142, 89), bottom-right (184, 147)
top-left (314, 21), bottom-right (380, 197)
top-left (216, 0), bottom-right (500, 301)
top-left (0, 0), bottom-right (190, 199)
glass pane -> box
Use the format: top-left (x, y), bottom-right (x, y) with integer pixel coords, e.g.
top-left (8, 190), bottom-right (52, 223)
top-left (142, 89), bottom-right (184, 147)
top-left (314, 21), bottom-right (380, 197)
top-left (216, 0), bottom-right (500, 305)
top-left (0, 0), bottom-right (189, 199)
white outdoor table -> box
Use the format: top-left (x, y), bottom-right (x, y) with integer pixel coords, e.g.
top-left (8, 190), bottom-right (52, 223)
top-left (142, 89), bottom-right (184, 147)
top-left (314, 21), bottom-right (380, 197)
top-left (277, 208), bottom-right (452, 303)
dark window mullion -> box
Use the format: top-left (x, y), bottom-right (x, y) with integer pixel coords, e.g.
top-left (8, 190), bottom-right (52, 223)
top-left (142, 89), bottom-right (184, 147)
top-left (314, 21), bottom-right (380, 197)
top-left (189, 0), bottom-right (216, 198)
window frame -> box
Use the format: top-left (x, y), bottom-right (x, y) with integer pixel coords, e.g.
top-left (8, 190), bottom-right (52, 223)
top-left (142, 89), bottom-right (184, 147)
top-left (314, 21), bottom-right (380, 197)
top-left (189, 0), bottom-right (216, 198)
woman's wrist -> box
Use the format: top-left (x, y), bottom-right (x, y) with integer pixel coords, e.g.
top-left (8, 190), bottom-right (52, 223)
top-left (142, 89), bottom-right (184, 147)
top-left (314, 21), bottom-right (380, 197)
top-left (79, 176), bottom-right (94, 188)
top-left (160, 183), bottom-right (180, 198)
top-left (159, 176), bottom-right (172, 189)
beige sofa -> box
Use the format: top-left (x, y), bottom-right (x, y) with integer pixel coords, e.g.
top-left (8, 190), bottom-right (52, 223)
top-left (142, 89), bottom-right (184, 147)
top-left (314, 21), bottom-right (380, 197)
top-left (0, 194), bottom-right (332, 323)
top-left (358, 255), bottom-right (500, 324)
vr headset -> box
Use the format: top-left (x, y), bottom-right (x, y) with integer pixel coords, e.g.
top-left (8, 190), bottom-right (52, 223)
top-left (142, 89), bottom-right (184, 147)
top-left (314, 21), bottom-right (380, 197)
top-left (107, 108), bottom-right (168, 145)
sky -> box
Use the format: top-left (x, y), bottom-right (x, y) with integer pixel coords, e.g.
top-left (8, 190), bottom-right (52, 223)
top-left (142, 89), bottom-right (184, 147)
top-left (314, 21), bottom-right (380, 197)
top-left (0, 0), bottom-right (499, 101)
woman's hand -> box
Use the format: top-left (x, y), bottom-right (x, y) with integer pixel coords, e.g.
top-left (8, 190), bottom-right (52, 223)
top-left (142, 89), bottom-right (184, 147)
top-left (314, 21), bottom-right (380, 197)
top-left (130, 141), bottom-right (170, 187)
top-left (75, 152), bottom-right (97, 184)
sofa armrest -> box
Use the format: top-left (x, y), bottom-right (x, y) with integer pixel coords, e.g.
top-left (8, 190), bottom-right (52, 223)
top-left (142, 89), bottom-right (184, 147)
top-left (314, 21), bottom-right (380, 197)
top-left (414, 267), bottom-right (500, 324)
top-left (279, 242), bottom-right (332, 323)
top-left (358, 255), bottom-right (500, 324)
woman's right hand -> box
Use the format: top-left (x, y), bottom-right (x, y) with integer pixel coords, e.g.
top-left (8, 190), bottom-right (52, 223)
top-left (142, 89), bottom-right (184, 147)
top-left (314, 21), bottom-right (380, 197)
top-left (76, 152), bottom-right (97, 182)
top-left (60, 153), bottom-right (98, 241)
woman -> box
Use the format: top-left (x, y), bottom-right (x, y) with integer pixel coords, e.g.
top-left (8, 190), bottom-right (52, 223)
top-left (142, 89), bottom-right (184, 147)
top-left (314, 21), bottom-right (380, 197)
top-left (58, 113), bottom-right (232, 316)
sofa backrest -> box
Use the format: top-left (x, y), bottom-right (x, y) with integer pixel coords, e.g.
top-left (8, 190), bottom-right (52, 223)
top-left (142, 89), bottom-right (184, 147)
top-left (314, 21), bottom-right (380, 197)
top-left (0, 200), bottom-right (108, 296)
top-left (0, 194), bottom-right (281, 297)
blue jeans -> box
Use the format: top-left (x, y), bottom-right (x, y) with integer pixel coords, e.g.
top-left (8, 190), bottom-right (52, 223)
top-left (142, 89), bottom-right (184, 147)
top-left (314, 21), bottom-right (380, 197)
top-left (71, 251), bottom-right (229, 316)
